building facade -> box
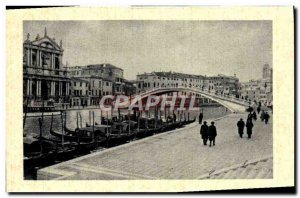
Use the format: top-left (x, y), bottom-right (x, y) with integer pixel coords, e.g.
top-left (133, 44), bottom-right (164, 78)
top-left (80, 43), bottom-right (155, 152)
top-left (70, 77), bottom-right (90, 106)
top-left (67, 63), bottom-right (124, 95)
top-left (23, 28), bottom-right (71, 109)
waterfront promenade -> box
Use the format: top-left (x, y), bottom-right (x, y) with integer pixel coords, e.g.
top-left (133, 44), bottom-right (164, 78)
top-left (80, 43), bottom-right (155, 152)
top-left (38, 113), bottom-right (272, 180)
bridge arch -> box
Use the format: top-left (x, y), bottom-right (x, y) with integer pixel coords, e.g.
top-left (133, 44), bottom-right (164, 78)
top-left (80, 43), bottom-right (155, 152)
top-left (130, 87), bottom-right (250, 113)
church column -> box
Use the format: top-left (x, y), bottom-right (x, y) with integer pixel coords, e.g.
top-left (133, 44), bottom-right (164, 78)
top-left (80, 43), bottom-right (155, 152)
top-left (51, 53), bottom-right (54, 69)
top-left (36, 50), bottom-right (39, 67)
top-left (53, 54), bottom-right (56, 69)
top-left (36, 80), bottom-right (39, 97)
top-left (29, 80), bottom-right (32, 96)
top-left (59, 81), bottom-right (62, 96)
top-left (29, 49), bottom-right (32, 66)
top-left (66, 82), bottom-right (69, 96)
top-left (38, 80), bottom-right (42, 97)
top-left (26, 79), bottom-right (30, 96)
top-left (26, 48), bottom-right (30, 66)
top-left (51, 81), bottom-right (55, 96)
top-left (39, 50), bottom-right (42, 67)
top-left (52, 81), bottom-right (56, 97)
top-left (50, 81), bottom-right (53, 96)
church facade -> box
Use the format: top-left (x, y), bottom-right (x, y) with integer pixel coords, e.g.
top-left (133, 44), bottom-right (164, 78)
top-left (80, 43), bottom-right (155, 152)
top-left (23, 28), bottom-right (71, 110)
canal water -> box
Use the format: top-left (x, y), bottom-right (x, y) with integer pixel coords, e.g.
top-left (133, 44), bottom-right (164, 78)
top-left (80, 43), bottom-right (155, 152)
top-left (23, 106), bottom-right (230, 179)
top-left (24, 106), bottom-right (230, 137)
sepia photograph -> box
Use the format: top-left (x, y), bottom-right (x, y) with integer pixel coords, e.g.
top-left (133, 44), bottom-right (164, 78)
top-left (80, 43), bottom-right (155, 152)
top-left (23, 20), bottom-right (273, 180)
top-left (6, 6), bottom-right (294, 192)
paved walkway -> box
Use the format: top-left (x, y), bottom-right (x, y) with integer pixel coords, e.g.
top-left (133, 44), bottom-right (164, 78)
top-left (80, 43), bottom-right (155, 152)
top-left (37, 113), bottom-right (272, 180)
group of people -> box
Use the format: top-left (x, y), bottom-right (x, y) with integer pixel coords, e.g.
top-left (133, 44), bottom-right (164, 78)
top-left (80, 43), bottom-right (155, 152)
top-left (199, 113), bottom-right (217, 147)
top-left (200, 121), bottom-right (217, 147)
top-left (236, 118), bottom-right (253, 139)
top-left (237, 108), bottom-right (271, 139)
top-left (198, 106), bottom-right (271, 145)
top-left (260, 111), bottom-right (270, 124)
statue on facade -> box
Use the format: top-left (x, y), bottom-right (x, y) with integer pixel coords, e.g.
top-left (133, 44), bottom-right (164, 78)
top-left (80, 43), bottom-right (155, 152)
top-left (44, 27), bottom-right (47, 37)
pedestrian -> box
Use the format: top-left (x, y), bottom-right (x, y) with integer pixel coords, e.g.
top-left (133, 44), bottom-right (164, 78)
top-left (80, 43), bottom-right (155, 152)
top-left (247, 112), bottom-right (253, 121)
top-left (246, 118), bottom-right (254, 138)
top-left (200, 121), bottom-right (209, 145)
top-left (237, 118), bottom-right (245, 138)
top-left (199, 112), bottom-right (203, 124)
top-left (252, 111), bottom-right (257, 121)
top-left (260, 111), bottom-right (265, 122)
top-left (264, 112), bottom-right (270, 124)
top-left (208, 121), bottom-right (217, 147)
top-left (257, 106), bottom-right (261, 115)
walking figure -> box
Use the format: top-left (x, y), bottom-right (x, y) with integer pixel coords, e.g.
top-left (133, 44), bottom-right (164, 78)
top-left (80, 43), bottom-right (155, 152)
top-left (247, 112), bottom-right (253, 121)
top-left (260, 111), bottom-right (265, 122)
top-left (246, 119), bottom-right (254, 139)
top-left (264, 112), bottom-right (270, 124)
top-left (199, 113), bottom-right (203, 124)
top-left (237, 118), bottom-right (245, 138)
top-left (257, 106), bottom-right (261, 115)
top-left (208, 121), bottom-right (217, 147)
top-left (252, 111), bottom-right (257, 121)
top-left (200, 121), bottom-right (208, 145)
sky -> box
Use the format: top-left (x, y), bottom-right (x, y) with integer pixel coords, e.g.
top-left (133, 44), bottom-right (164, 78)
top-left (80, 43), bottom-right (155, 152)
top-left (24, 20), bottom-right (272, 82)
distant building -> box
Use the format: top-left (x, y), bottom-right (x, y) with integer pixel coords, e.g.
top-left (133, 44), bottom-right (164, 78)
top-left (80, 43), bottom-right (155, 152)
top-left (136, 71), bottom-right (205, 97)
top-left (204, 74), bottom-right (240, 96)
top-left (135, 71), bottom-right (241, 97)
top-left (240, 64), bottom-right (273, 106)
top-left (23, 28), bottom-right (71, 109)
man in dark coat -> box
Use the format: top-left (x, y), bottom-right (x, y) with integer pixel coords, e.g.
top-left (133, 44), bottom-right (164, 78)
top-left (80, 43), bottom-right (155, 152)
top-left (246, 118), bottom-right (254, 138)
top-left (260, 111), bottom-right (265, 121)
top-left (200, 121), bottom-right (209, 145)
top-left (208, 122), bottom-right (217, 147)
top-left (247, 112), bottom-right (253, 121)
top-left (252, 111), bottom-right (257, 121)
top-left (237, 118), bottom-right (245, 138)
top-left (257, 106), bottom-right (261, 115)
top-left (264, 112), bottom-right (270, 124)
top-left (199, 113), bottom-right (203, 124)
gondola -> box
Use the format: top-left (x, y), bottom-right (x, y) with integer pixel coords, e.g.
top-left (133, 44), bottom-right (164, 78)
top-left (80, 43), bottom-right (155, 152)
top-left (23, 135), bottom-right (44, 170)
top-left (23, 133), bottom-right (58, 170)
top-left (106, 122), bottom-right (133, 146)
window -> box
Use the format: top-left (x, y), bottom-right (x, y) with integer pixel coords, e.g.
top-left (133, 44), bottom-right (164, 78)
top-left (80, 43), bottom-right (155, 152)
top-left (80, 82), bottom-right (82, 87)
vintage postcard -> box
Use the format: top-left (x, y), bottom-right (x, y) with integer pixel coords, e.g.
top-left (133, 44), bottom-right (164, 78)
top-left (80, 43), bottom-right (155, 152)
top-left (6, 6), bottom-right (294, 192)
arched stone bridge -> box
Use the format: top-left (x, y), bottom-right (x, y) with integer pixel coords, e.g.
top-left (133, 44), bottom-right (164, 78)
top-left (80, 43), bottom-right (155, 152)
top-left (126, 87), bottom-right (251, 113)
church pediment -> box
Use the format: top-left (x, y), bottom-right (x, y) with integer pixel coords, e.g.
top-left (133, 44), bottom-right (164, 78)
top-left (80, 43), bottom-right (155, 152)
top-left (31, 37), bottom-right (61, 51)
